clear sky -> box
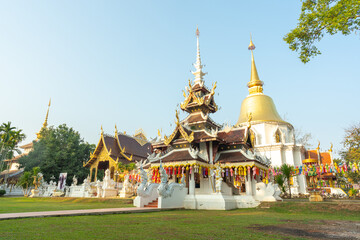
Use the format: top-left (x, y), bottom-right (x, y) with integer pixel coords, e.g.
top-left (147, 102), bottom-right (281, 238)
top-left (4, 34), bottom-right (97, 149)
top-left (1, 1), bottom-right (359, 157)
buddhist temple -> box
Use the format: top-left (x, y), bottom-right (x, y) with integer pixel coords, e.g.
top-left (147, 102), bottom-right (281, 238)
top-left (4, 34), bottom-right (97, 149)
top-left (83, 126), bottom-right (151, 182)
top-left (235, 36), bottom-right (307, 194)
top-left (141, 27), bottom-right (273, 210)
top-left (303, 143), bottom-right (336, 188)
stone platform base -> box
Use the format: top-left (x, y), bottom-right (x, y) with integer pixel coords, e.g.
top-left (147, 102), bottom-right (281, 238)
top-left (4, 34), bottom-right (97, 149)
top-left (119, 191), bottom-right (132, 198)
top-left (183, 194), bottom-right (260, 210)
top-left (102, 189), bottom-right (118, 198)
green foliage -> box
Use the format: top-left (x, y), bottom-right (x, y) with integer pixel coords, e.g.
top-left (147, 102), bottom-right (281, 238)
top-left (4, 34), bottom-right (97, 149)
top-left (0, 122), bottom-right (26, 171)
top-left (18, 124), bottom-right (95, 185)
top-left (274, 174), bottom-right (286, 193)
top-left (340, 123), bottom-right (360, 184)
top-left (118, 162), bottom-right (136, 173)
top-left (284, 0), bottom-right (360, 63)
top-left (341, 123), bottom-right (360, 162)
top-left (280, 164), bottom-right (294, 198)
top-left (0, 189), bottom-right (5, 196)
top-left (348, 188), bottom-right (357, 197)
top-left (16, 171), bottom-right (33, 196)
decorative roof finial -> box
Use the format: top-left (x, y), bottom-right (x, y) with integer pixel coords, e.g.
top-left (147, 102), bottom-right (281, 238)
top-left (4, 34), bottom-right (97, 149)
top-left (247, 34), bottom-right (263, 95)
top-left (101, 125), bottom-right (104, 135)
top-left (192, 25), bottom-right (206, 85)
top-left (115, 124), bottom-right (118, 135)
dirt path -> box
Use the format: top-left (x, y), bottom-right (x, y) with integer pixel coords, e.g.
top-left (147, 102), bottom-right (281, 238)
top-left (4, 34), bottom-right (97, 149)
top-left (250, 220), bottom-right (360, 239)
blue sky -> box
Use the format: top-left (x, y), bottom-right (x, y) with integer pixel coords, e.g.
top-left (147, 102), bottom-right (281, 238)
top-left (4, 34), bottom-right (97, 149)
top-left (1, 1), bottom-right (359, 157)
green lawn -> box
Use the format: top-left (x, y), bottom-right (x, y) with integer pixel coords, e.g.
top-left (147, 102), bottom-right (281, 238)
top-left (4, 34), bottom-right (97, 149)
top-left (0, 197), bottom-right (133, 213)
top-left (0, 199), bottom-right (359, 240)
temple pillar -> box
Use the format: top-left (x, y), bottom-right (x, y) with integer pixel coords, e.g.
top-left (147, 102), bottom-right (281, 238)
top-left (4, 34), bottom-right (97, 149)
top-left (251, 173), bottom-right (256, 196)
top-left (95, 166), bottom-right (98, 181)
top-left (90, 167), bottom-right (93, 181)
top-left (245, 174), bottom-right (252, 196)
top-left (189, 171), bottom-right (195, 195)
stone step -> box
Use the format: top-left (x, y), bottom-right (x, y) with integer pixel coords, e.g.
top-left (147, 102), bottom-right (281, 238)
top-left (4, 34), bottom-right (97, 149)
top-left (144, 199), bottom-right (158, 208)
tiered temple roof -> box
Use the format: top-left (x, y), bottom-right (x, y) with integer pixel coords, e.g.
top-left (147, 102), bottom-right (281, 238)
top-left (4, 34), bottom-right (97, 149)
top-left (149, 28), bottom-right (269, 170)
top-left (83, 126), bottom-right (151, 180)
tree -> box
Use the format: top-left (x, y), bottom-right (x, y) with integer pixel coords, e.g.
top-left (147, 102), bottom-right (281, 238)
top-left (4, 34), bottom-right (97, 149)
top-left (16, 171), bottom-right (33, 197)
top-left (18, 124), bottom-right (95, 185)
top-left (118, 162), bottom-right (136, 174)
top-left (284, 0), bottom-right (360, 63)
top-left (0, 122), bottom-right (25, 175)
top-left (294, 128), bottom-right (313, 148)
top-left (274, 174), bottom-right (287, 193)
top-left (339, 123), bottom-right (360, 184)
top-left (280, 163), bottom-right (294, 198)
top-left (0, 122), bottom-right (26, 160)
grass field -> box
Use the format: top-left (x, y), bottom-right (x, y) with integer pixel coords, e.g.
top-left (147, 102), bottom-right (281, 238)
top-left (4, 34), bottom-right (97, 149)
top-left (0, 197), bottom-right (133, 213)
top-left (0, 198), bottom-right (359, 240)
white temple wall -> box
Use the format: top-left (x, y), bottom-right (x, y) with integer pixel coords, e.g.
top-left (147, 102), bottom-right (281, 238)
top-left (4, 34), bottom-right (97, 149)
top-left (252, 123), bottom-right (295, 146)
top-left (194, 177), bottom-right (212, 194)
top-left (284, 148), bottom-right (295, 165)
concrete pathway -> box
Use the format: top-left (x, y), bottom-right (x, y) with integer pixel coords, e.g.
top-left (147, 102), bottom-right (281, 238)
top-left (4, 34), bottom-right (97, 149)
top-left (0, 207), bottom-right (167, 220)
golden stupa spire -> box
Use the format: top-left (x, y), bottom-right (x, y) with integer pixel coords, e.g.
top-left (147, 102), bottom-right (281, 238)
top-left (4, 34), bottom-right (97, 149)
top-left (42, 98), bottom-right (51, 128)
top-left (247, 34), bottom-right (264, 95)
top-left (192, 25), bottom-right (206, 85)
top-left (36, 99), bottom-right (51, 139)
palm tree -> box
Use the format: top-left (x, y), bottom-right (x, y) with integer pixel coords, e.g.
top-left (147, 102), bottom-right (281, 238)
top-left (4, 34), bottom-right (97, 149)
top-left (274, 174), bottom-right (286, 194)
top-left (0, 122), bottom-right (26, 184)
top-left (16, 171), bottom-right (33, 197)
top-left (280, 163), bottom-right (294, 198)
top-left (0, 122), bottom-right (26, 159)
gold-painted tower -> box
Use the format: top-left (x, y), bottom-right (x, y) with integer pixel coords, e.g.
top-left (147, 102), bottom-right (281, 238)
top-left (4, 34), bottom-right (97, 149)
top-left (236, 38), bottom-right (284, 125)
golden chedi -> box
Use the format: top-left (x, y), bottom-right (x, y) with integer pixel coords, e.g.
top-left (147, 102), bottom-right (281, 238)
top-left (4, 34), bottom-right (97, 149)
top-left (236, 38), bottom-right (285, 126)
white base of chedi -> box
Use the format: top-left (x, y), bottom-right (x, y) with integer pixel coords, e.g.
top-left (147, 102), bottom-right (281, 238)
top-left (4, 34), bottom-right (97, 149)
top-left (183, 194), bottom-right (260, 210)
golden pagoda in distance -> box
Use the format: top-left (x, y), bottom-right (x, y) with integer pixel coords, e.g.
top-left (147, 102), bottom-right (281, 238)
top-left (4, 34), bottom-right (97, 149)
top-left (235, 36), bottom-right (307, 195)
top-left (237, 37), bottom-right (284, 125)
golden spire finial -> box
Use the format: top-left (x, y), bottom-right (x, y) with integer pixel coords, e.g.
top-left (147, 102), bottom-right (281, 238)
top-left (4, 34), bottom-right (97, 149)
top-left (115, 124), bottom-right (118, 135)
top-left (248, 33), bottom-right (255, 50)
top-left (247, 35), bottom-right (263, 95)
top-left (316, 141), bottom-right (320, 151)
top-left (329, 143), bottom-right (333, 152)
top-left (101, 125), bottom-right (104, 135)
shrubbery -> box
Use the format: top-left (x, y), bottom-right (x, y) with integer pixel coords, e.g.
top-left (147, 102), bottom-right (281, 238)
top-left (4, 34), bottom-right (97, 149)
top-left (0, 189), bottom-right (6, 196)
